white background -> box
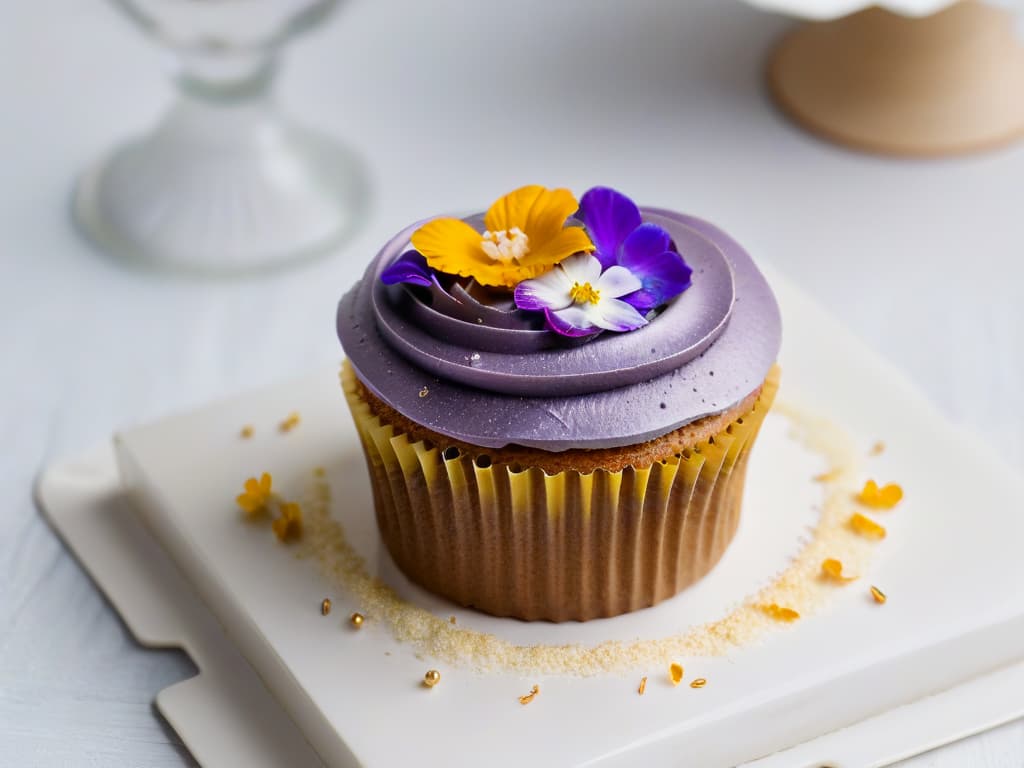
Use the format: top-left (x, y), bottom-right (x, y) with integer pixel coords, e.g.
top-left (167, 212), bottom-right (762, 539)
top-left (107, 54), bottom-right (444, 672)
top-left (2, 0), bottom-right (1022, 765)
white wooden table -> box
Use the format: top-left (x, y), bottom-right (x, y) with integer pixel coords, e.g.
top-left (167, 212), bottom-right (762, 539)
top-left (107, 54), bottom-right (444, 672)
top-left (2, 0), bottom-right (1022, 764)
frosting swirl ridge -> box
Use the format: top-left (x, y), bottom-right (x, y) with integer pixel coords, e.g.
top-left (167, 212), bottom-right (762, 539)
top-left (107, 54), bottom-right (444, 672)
top-left (338, 209), bottom-right (781, 451)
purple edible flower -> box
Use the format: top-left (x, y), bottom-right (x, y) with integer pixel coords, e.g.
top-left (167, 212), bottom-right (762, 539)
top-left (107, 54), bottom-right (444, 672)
top-left (380, 250), bottom-right (437, 288)
top-left (578, 186), bottom-right (692, 312)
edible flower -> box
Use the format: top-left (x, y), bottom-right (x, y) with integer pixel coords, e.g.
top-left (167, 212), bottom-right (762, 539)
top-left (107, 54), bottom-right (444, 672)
top-left (850, 512), bottom-right (887, 539)
top-left (380, 250), bottom-right (437, 288)
top-left (856, 479), bottom-right (903, 509)
top-left (578, 186), bottom-right (692, 312)
top-left (821, 558), bottom-right (857, 582)
top-left (236, 473), bottom-right (273, 515)
top-left (513, 252), bottom-right (647, 337)
top-left (272, 501), bottom-right (303, 542)
top-left (410, 185), bottom-right (593, 288)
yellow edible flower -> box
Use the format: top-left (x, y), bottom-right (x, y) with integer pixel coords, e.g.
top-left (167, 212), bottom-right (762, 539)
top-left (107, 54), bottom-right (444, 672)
top-left (272, 501), bottom-right (303, 542)
top-left (236, 473), bottom-right (273, 515)
top-left (857, 479), bottom-right (903, 509)
top-left (411, 185), bottom-right (593, 288)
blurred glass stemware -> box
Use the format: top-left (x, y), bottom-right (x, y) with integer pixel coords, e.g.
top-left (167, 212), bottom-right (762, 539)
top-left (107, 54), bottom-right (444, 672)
top-left (75, 0), bottom-right (367, 274)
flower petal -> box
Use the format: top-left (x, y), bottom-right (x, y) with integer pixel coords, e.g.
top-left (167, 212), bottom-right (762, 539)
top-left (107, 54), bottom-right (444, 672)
top-left (578, 186), bottom-right (642, 269)
top-left (411, 217), bottom-right (497, 282)
top-left (545, 306), bottom-right (601, 337)
top-left (595, 264), bottom-right (642, 299)
top-left (484, 185), bottom-right (582, 245)
top-left (259, 473), bottom-right (272, 494)
top-left (236, 494), bottom-right (259, 512)
top-left (619, 223), bottom-right (671, 268)
top-left (557, 252), bottom-right (603, 285)
top-left (244, 478), bottom-right (260, 495)
top-left (484, 185), bottom-right (547, 234)
top-left (518, 224), bottom-right (593, 270)
top-left (619, 224), bottom-right (693, 311)
top-left (380, 250), bottom-right (435, 288)
top-left (514, 266), bottom-right (573, 311)
top-left (589, 297), bottom-right (649, 332)
top-left (524, 187), bottom-right (583, 245)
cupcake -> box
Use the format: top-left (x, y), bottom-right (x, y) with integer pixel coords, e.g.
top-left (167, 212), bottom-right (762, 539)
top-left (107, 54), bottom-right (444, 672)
top-left (337, 185), bottom-right (781, 622)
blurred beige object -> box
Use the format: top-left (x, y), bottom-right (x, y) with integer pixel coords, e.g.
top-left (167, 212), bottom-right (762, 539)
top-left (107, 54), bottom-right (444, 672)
top-left (767, 1), bottom-right (1024, 156)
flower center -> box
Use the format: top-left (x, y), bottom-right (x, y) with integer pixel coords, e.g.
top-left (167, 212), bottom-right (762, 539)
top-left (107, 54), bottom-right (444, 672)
top-left (481, 227), bottom-right (530, 263)
top-left (570, 281), bottom-right (601, 305)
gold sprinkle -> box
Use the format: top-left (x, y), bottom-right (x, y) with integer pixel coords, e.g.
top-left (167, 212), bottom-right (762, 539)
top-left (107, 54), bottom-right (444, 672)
top-left (449, 615), bottom-right (457, 625)
top-left (350, 612), bottom-right (365, 628)
top-left (279, 412), bottom-right (301, 433)
top-left (762, 604), bottom-right (800, 622)
top-left (870, 441), bottom-right (886, 456)
top-left (418, 386), bottom-right (429, 398)
top-left (850, 512), bottom-right (887, 539)
top-left (320, 598), bottom-right (332, 616)
top-left (690, 678), bottom-right (707, 689)
top-left (669, 662), bottom-right (684, 685)
top-left (870, 585), bottom-right (887, 604)
top-left (423, 669), bottom-right (441, 688)
top-left (638, 676), bottom-right (648, 695)
top-left (240, 425), bottom-right (254, 439)
top-left (313, 466), bottom-right (326, 478)
top-left (856, 479), bottom-right (903, 509)
top-left (813, 467), bottom-right (843, 483)
top-left (519, 684), bottom-right (540, 705)
top-left (821, 558), bottom-right (857, 583)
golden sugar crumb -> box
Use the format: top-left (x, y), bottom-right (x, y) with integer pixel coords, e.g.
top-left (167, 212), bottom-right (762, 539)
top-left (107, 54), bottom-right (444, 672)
top-left (821, 558), bottom-right (857, 583)
top-left (518, 684), bottom-right (540, 705)
top-left (350, 612), bottom-right (365, 628)
top-left (669, 663), bottom-right (684, 686)
top-left (856, 479), bottom-right (903, 509)
top-left (870, 441), bottom-right (886, 456)
top-left (236, 472), bottom-right (273, 516)
top-left (418, 386), bottom-right (429, 398)
top-left (423, 669), bottom-right (441, 688)
top-left (814, 468), bottom-right (843, 483)
top-left (850, 512), bottom-right (887, 539)
top-left (279, 412), bottom-right (301, 433)
top-left (638, 676), bottom-right (648, 695)
top-left (449, 616), bottom-right (457, 625)
top-left (870, 585), bottom-right (887, 604)
top-left (240, 425), bottom-right (254, 439)
top-left (761, 604), bottom-right (800, 622)
top-left (313, 466), bottom-right (326, 478)
top-left (320, 598), bottom-right (332, 616)
top-left (272, 502), bottom-right (303, 542)
top-left (690, 678), bottom-right (707, 689)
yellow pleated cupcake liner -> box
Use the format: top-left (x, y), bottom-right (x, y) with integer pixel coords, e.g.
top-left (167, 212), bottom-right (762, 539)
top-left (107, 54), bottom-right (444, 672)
top-left (341, 362), bottom-right (780, 622)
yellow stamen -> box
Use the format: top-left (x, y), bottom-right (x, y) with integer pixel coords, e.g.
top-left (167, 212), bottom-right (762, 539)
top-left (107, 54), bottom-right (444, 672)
top-left (570, 281), bottom-right (601, 305)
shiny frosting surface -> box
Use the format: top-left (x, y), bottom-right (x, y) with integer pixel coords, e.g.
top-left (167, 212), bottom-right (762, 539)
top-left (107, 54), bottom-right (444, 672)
top-left (337, 208), bottom-right (781, 451)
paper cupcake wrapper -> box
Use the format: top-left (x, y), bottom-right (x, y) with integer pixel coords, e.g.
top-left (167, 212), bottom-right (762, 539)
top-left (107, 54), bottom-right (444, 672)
top-left (342, 363), bottom-right (780, 622)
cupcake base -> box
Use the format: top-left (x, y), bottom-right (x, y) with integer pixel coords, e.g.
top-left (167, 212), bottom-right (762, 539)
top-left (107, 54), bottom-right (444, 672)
top-left (342, 363), bottom-right (780, 622)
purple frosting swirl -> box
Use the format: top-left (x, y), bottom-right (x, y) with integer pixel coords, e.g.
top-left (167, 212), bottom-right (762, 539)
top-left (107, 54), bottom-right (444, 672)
top-left (337, 208), bottom-right (781, 451)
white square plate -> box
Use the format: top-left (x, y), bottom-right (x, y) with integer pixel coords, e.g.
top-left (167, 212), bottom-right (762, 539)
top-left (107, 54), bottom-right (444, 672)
top-left (39, 264), bottom-right (1024, 767)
